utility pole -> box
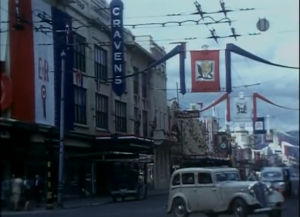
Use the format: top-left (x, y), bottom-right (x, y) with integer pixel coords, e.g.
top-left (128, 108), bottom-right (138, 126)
top-left (57, 51), bottom-right (66, 208)
top-left (176, 82), bottom-right (184, 165)
top-left (176, 82), bottom-right (180, 106)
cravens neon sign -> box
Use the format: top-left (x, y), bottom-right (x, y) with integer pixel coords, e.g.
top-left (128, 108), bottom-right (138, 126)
top-left (110, 0), bottom-right (125, 97)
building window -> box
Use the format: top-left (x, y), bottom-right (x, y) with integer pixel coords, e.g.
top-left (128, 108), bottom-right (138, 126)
top-left (133, 67), bottom-right (139, 95)
top-left (95, 94), bottom-right (108, 129)
top-left (134, 107), bottom-right (140, 136)
top-left (142, 73), bottom-right (147, 98)
top-left (74, 86), bottom-right (87, 124)
top-left (73, 33), bottom-right (86, 73)
top-left (142, 110), bottom-right (148, 137)
top-left (115, 100), bottom-right (127, 133)
top-left (94, 45), bottom-right (108, 81)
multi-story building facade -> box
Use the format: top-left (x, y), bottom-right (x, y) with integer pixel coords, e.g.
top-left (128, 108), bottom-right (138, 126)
top-left (1, 0), bottom-right (168, 197)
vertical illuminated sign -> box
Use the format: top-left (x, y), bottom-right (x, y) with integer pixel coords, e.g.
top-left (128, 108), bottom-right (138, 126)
top-left (110, 0), bottom-right (125, 96)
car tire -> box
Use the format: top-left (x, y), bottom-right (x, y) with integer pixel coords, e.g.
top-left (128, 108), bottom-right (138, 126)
top-left (143, 186), bottom-right (148, 199)
top-left (112, 196), bottom-right (117, 202)
top-left (135, 187), bottom-right (140, 200)
top-left (268, 203), bottom-right (282, 217)
top-left (206, 214), bottom-right (219, 217)
top-left (172, 198), bottom-right (189, 217)
top-left (233, 198), bottom-right (248, 217)
top-left (287, 183), bottom-right (292, 196)
top-left (268, 211), bottom-right (282, 217)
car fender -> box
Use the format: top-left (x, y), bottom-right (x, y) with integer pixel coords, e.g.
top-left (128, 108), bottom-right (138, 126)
top-left (268, 190), bottom-right (285, 204)
top-left (229, 192), bottom-right (259, 207)
top-left (167, 193), bottom-right (190, 213)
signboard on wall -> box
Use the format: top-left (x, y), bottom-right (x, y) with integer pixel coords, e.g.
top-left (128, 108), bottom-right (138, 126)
top-left (253, 117), bottom-right (266, 134)
top-left (90, 0), bottom-right (110, 26)
top-left (174, 110), bottom-right (200, 119)
top-left (32, 0), bottom-right (55, 126)
top-left (69, 0), bottom-right (110, 27)
top-left (0, 0), bottom-right (9, 61)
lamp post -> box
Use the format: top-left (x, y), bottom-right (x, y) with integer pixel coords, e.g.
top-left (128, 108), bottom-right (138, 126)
top-left (57, 51), bottom-right (66, 208)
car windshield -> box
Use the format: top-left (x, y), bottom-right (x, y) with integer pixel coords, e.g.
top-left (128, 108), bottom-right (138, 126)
top-left (215, 172), bottom-right (240, 182)
top-left (261, 171), bottom-right (283, 180)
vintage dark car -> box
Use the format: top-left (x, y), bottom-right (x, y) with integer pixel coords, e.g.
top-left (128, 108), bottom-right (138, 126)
top-left (111, 161), bottom-right (148, 202)
top-left (261, 167), bottom-right (292, 196)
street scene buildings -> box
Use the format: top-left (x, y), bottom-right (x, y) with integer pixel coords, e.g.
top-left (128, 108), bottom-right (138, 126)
top-left (0, 0), bottom-right (298, 214)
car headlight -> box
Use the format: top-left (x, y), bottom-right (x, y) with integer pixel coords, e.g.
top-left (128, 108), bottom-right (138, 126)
top-left (248, 182), bottom-right (273, 193)
top-left (273, 182), bottom-right (285, 192)
top-left (248, 183), bottom-right (256, 193)
top-left (274, 182), bottom-right (285, 188)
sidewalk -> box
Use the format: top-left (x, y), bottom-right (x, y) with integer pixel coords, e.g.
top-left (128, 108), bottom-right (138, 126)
top-left (1, 188), bottom-right (169, 215)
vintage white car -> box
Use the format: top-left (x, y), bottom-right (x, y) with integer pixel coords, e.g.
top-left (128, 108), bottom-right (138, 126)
top-left (166, 167), bottom-right (285, 217)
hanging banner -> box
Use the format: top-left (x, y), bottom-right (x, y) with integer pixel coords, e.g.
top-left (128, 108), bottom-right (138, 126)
top-left (190, 50), bottom-right (221, 92)
top-left (253, 117), bottom-right (266, 134)
top-left (233, 92), bottom-right (252, 121)
top-left (265, 129), bottom-right (273, 142)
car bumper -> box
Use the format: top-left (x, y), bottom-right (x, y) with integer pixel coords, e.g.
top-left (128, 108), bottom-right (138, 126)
top-left (253, 206), bottom-right (287, 213)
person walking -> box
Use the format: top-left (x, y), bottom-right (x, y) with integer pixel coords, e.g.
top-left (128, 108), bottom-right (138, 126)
top-left (9, 174), bottom-right (15, 210)
top-left (23, 177), bottom-right (32, 211)
top-left (34, 175), bottom-right (42, 207)
top-left (11, 176), bottom-right (23, 211)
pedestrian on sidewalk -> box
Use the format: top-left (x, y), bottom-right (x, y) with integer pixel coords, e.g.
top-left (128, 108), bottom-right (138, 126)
top-left (9, 174), bottom-right (15, 210)
top-left (34, 175), bottom-right (42, 207)
top-left (11, 175), bottom-right (23, 211)
top-left (23, 176), bottom-right (32, 211)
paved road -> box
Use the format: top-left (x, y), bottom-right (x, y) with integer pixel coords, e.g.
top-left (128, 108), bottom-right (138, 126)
top-left (2, 194), bottom-right (298, 217)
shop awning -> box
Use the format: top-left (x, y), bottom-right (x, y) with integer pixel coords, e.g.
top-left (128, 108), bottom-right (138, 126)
top-left (94, 134), bottom-right (154, 154)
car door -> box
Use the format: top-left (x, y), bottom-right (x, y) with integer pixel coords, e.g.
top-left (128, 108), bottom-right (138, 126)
top-left (197, 172), bottom-right (220, 211)
top-left (181, 172), bottom-right (198, 212)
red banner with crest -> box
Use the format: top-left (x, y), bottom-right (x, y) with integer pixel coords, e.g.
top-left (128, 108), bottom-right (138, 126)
top-left (190, 50), bottom-right (220, 92)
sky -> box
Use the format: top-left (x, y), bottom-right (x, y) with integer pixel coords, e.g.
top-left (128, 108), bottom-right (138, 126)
top-left (123, 0), bottom-right (299, 131)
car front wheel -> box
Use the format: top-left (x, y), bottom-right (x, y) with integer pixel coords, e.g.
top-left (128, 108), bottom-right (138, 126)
top-left (233, 198), bottom-right (248, 217)
top-left (206, 214), bottom-right (219, 217)
top-left (268, 203), bottom-right (282, 217)
top-left (172, 198), bottom-right (189, 217)
top-left (268, 211), bottom-right (282, 217)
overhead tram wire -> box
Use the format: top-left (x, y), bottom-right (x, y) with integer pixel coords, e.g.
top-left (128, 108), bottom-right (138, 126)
top-left (2, 6), bottom-right (299, 82)
top-left (1, 22), bottom-right (298, 83)
top-left (1, 8), bottom-right (298, 77)
top-left (0, 7), bottom-right (233, 81)
top-left (3, 11), bottom-right (299, 115)
top-left (123, 5), bottom-right (296, 19)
